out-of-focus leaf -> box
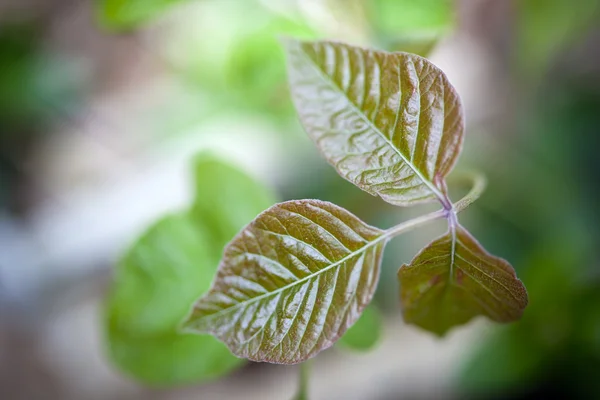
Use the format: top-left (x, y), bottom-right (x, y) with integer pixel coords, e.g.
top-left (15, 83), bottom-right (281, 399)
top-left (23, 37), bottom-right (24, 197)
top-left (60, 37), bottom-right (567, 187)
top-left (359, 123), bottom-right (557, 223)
top-left (368, 0), bottom-right (454, 36)
top-left (183, 200), bottom-right (385, 364)
top-left (105, 214), bottom-right (242, 385)
top-left (338, 305), bottom-right (382, 351)
top-left (97, 0), bottom-right (188, 29)
top-left (105, 154), bottom-right (275, 385)
top-left (285, 39), bottom-right (464, 207)
top-left (398, 225), bottom-right (528, 336)
top-left (517, 0), bottom-right (600, 78)
top-left (108, 317), bottom-right (241, 384)
top-left (157, 1), bottom-right (316, 122)
top-left (366, 0), bottom-right (454, 55)
top-left (190, 152), bottom-right (276, 257)
top-left (387, 34), bottom-right (440, 58)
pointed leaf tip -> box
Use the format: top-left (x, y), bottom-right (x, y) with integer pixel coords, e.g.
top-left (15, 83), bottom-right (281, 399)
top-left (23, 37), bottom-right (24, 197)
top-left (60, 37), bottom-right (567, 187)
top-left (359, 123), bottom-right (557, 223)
top-left (285, 39), bottom-right (464, 207)
top-left (183, 199), bottom-right (386, 364)
top-left (398, 225), bottom-right (528, 336)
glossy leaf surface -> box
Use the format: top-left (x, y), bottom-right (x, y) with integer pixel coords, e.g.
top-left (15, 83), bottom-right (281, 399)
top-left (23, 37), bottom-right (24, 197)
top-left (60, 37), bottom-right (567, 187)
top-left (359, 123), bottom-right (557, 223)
top-left (398, 225), bottom-right (528, 336)
top-left (285, 39), bottom-right (464, 206)
top-left (104, 154), bottom-right (274, 384)
top-left (183, 200), bottom-right (386, 364)
top-left (337, 305), bottom-right (382, 351)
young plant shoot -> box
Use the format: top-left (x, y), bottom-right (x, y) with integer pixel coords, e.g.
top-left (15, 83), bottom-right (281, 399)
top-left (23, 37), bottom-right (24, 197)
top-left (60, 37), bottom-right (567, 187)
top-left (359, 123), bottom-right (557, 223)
top-left (182, 39), bottom-right (528, 364)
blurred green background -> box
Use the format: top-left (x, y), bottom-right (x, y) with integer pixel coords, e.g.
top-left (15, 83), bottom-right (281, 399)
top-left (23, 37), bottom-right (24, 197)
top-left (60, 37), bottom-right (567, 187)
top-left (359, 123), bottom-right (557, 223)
top-left (1, 0), bottom-right (599, 399)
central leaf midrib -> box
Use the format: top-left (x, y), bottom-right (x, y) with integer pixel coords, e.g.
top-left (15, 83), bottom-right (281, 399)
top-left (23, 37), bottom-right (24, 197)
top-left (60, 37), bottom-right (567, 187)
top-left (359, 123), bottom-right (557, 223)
top-left (195, 233), bottom-right (389, 323)
top-left (297, 45), bottom-right (444, 203)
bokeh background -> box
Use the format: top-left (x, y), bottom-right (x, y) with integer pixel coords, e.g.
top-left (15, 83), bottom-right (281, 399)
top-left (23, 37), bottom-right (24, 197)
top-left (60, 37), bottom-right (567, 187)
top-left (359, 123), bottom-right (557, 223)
top-left (1, 0), bottom-right (600, 399)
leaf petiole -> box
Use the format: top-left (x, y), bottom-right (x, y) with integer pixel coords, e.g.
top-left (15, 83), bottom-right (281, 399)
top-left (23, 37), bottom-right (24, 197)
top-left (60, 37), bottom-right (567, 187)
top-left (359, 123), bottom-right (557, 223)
top-left (450, 170), bottom-right (487, 214)
top-left (384, 170), bottom-right (487, 240)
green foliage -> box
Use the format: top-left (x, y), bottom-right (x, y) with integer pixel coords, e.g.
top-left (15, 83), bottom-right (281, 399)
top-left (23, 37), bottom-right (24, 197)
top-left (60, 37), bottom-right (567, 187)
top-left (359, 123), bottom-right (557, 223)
top-left (190, 153), bottom-right (277, 256)
top-left (367, 0), bottom-right (454, 53)
top-left (101, 0), bottom-right (528, 385)
top-left (338, 306), bottom-right (382, 351)
top-left (516, 0), bottom-right (600, 78)
top-left (97, 0), bottom-right (188, 30)
top-left (104, 154), bottom-right (275, 384)
top-left (0, 24), bottom-right (79, 129)
top-left (183, 39), bottom-right (527, 365)
top-left (369, 0), bottom-right (454, 35)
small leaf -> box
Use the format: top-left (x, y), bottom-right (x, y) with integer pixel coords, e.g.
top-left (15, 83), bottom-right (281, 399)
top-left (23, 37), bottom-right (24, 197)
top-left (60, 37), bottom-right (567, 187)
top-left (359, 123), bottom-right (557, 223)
top-left (397, 225), bottom-right (528, 336)
top-left (337, 305), bottom-right (382, 351)
top-left (97, 0), bottom-right (187, 30)
top-left (285, 39), bottom-right (464, 206)
top-left (183, 200), bottom-right (386, 364)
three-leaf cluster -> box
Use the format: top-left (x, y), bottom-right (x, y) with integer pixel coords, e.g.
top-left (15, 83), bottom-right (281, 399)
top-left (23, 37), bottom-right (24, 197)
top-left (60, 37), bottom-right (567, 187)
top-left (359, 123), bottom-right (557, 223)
top-left (182, 39), bottom-right (528, 364)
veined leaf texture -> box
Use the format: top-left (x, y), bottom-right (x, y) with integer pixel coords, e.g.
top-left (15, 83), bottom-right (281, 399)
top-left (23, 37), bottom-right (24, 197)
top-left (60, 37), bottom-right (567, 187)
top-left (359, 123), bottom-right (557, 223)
top-left (285, 39), bottom-right (464, 206)
top-left (398, 224), bottom-right (528, 336)
top-left (183, 200), bottom-right (386, 363)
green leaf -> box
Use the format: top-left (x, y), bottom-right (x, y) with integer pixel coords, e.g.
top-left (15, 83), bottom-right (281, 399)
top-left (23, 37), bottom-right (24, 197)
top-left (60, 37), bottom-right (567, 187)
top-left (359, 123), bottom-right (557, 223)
top-left (369, 0), bottom-right (454, 36)
top-left (517, 0), bottom-right (600, 78)
top-left (367, 0), bottom-right (454, 56)
top-left (337, 305), bottom-right (382, 351)
top-left (397, 224), bottom-right (528, 336)
top-left (285, 39), bottom-right (464, 207)
top-left (97, 0), bottom-right (187, 30)
top-left (105, 214), bottom-right (242, 385)
top-left (104, 154), bottom-right (275, 385)
top-left (190, 152), bottom-right (276, 255)
top-left (386, 34), bottom-right (441, 58)
top-left (107, 326), bottom-right (242, 385)
top-left (183, 200), bottom-right (386, 364)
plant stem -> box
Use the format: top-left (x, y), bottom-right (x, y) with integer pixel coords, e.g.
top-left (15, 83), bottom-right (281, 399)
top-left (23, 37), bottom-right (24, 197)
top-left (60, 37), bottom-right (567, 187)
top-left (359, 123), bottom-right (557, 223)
top-left (383, 208), bottom-right (447, 239)
top-left (384, 171), bottom-right (487, 239)
top-left (295, 360), bottom-right (311, 400)
top-left (450, 170), bottom-right (487, 213)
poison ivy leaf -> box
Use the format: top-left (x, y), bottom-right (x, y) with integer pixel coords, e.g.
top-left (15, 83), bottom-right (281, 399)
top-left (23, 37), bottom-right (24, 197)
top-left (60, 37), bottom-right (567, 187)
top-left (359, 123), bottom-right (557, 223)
top-left (104, 154), bottom-right (275, 384)
top-left (97, 0), bottom-right (188, 30)
top-left (183, 200), bottom-right (386, 364)
top-left (285, 39), bottom-right (464, 207)
top-left (397, 225), bottom-right (528, 336)
top-left (337, 305), bottom-right (382, 351)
